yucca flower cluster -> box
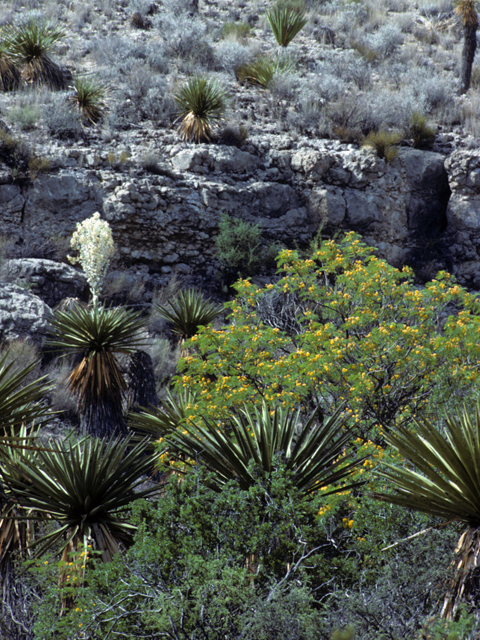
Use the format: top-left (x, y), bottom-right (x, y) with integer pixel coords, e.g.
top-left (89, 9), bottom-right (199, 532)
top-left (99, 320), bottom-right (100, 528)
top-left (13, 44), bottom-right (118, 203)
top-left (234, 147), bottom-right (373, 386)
top-left (68, 212), bottom-right (115, 305)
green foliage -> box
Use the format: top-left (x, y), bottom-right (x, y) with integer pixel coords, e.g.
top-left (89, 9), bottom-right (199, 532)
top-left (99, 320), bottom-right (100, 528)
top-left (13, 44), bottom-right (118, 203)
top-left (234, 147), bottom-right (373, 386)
top-left (409, 112), bottom-right (436, 149)
top-left (155, 288), bottom-right (223, 340)
top-left (30, 465), bottom-right (329, 639)
top-left (362, 130), bottom-right (402, 162)
top-left (173, 76), bottom-right (227, 143)
top-left (177, 233), bottom-right (480, 434)
top-left (215, 212), bottom-right (269, 280)
top-left (155, 401), bottom-right (364, 495)
top-left (68, 75), bottom-right (107, 124)
top-left (266, 5), bottom-right (308, 47)
top-left (1, 434), bottom-right (159, 562)
top-left (47, 303), bottom-right (148, 437)
top-left (237, 54), bottom-right (294, 87)
top-left (2, 20), bottom-right (67, 89)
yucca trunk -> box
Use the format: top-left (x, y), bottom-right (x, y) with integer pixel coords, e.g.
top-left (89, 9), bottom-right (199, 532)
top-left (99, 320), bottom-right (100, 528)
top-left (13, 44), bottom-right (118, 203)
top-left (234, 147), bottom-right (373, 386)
top-left (442, 526), bottom-right (480, 619)
top-left (80, 400), bottom-right (127, 439)
top-left (461, 22), bottom-right (478, 93)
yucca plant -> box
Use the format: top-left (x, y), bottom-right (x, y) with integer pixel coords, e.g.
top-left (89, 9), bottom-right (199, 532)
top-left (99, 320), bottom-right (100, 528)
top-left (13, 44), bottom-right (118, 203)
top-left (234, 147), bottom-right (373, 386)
top-left (266, 5), bottom-right (307, 47)
top-left (156, 402), bottom-right (364, 496)
top-left (0, 351), bottom-right (52, 435)
top-left (155, 289), bottom-right (223, 341)
top-left (372, 407), bottom-right (480, 619)
top-left (237, 54), bottom-right (294, 88)
top-left (0, 41), bottom-right (21, 91)
top-left (68, 75), bottom-right (107, 124)
top-left (173, 76), bottom-right (227, 143)
top-left (0, 435), bottom-right (159, 562)
top-left (47, 303), bottom-right (149, 438)
top-left (2, 20), bottom-right (67, 90)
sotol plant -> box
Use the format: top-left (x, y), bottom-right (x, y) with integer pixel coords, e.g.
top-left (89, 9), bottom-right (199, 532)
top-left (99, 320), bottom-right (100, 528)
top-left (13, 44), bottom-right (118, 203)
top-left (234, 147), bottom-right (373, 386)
top-left (173, 77), bottom-right (227, 143)
top-left (363, 130), bottom-right (402, 162)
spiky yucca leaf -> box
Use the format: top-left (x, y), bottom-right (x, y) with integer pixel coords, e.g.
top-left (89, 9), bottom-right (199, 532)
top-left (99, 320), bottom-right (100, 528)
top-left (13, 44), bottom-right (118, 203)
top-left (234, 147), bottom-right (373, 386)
top-left (129, 388), bottom-right (197, 438)
top-left (173, 77), bottom-right (227, 143)
top-left (373, 407), bottom-right (480, 619)
top-left (0, 352), bottom-right (52, 434)
top-left (266, 6), bottom-right (307, 47)
top-left (0, 435), bottom-right (159, 562)
top-left (373, 409), bottom-right (480, 523)
top-left (156, 289), bottom-right (223, 340)
top-left (2, 20), bottom-right (67, 89)
top-left (160, 402), bottom-right (364, 495)
top-left (68, 75), bottom-right (107, 124)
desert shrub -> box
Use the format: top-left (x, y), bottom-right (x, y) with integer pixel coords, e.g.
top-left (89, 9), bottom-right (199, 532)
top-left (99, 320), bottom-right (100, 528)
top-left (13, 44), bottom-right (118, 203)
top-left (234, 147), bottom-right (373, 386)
top-left (318, 49), bottom-right (372, 90)
top-left (300, 71), bottom-right (347, 103)
top-left (363, 129), bottom-right (402, 161)
top-left (269, 70), bottom-right (300, 101)
top-left (220, 21), bottom-right (251, 40)
top-left (408, 111), bottom-right (436, 148)
top-left (42, 94), bottom-right (83, 139)
top-left (156, 12), bottom-right (214, 67)
top-left (177, 232), bottom-right (480, 429)
top-left (214, 40), bottom-right (254, 76)
top-left (323, 527), bottom-right (459, 640)
top-left (29, 465), bottom-right (333, 640)
top-left (356, 86), bottom-right (426, 132)
top-left (359, 23), bottom-right (404, 59)
top-left (215, 213), bottom-right (265, 280)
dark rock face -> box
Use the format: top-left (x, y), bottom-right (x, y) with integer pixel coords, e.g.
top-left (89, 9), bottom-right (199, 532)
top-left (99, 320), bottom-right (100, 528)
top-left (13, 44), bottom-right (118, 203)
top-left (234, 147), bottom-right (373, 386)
top-left (2, 259), bottom-right (88, 308)
top-left (1, 140), bottom-right (480, 292)
top-left (404, 149), bottom-right (450, 237)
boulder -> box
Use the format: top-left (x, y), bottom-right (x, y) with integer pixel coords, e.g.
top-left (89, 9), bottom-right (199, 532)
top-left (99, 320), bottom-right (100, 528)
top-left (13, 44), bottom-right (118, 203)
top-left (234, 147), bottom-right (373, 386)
top-left (0, 283), bottom-right (52, 345)
top-left (1, 259), bottom-right (88, 308)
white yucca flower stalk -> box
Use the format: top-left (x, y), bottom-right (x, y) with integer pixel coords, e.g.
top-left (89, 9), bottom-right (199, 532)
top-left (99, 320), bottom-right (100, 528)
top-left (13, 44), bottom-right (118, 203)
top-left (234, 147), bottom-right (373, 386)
top-left (68, 212), bottom-right (115, 306)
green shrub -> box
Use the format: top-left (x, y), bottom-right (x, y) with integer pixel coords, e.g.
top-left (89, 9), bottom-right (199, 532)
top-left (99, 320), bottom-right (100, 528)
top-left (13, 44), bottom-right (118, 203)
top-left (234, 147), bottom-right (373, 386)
top-left (362, 129), bottom-right (402, 162)
top-left (215, 213), bottom-right (264, 279)
top-left (408, 112), bottom-right (436, 149)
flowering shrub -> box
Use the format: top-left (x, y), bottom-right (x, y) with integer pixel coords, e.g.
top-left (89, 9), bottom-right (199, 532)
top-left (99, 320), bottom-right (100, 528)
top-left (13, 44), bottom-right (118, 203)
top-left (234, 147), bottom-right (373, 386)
top-left (68, 212), bottom-right (115, 305)
top-left (175, 233), bottom-right (480, 437)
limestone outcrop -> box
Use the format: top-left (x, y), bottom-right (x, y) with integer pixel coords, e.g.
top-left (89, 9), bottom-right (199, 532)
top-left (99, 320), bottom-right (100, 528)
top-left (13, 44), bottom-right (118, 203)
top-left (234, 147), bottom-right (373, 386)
top-left (0, 138), bottom-right (478, 291)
